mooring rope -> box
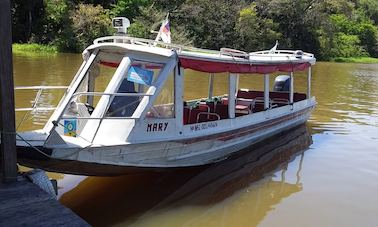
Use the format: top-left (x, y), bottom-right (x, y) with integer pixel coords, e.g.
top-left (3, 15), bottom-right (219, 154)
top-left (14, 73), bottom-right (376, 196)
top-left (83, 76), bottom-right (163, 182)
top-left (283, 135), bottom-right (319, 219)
top-left (15, 133), bottom-right (52, 158)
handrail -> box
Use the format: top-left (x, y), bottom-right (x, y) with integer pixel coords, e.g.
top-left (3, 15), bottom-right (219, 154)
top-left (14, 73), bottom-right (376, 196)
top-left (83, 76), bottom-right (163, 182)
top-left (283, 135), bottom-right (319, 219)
top-left (71, 91), bottom-right (153, 99)
top-left (61, 92), bottom-right (154, 120)
top-left (14, 86), bottom-right (68, 112)
top-left (93, 36), bottom-right (226, 55)
top-left (15, 86), bottom-right (69, 129)
top-left (250, 50), bottom-right (314, 58)
top-left (61, 116), bottom-right (139, 120)
top-left (16, 107), bottom-right (57, 112)
top-left (15, 86), bottom-right (69, 90)
top-left (197, 112), bottom-right (220, 123)
top-left (93, 36), bottom-right (315, 60)
top-left (271, 98), bottom-right (290, 104)
top-left (220, 48), bottom-right (249, 59)
top-left (94, 36), bottom-right (185, 51)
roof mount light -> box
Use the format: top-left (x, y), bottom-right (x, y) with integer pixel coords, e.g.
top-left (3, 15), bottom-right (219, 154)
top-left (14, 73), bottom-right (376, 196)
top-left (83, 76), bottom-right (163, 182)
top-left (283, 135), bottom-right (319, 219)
top-left (112, 17), bottom-right (130, 35)
top-left (295, 50), bottom-right (304, 58)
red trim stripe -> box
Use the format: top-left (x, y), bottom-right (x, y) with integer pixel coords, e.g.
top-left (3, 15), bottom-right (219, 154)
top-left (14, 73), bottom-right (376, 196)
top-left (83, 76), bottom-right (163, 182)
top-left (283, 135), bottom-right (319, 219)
top-left (179, 107), bottom-right (313, 144)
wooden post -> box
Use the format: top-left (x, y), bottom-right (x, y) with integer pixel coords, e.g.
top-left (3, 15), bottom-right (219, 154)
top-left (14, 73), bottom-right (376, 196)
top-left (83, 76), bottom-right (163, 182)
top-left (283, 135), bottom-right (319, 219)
top-left (0, 0), bottom-right (18, 182)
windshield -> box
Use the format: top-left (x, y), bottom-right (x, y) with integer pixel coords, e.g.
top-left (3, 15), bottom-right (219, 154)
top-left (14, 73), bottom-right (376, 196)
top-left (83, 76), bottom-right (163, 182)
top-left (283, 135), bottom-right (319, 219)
top-left (105, 59), bottom-right (165, 117)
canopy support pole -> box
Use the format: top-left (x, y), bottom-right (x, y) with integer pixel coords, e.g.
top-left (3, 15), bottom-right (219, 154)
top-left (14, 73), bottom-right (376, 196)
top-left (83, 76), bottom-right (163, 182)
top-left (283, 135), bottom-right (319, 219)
top-left (307, 67), bottom-right (311, 98)
top-left (175, 66), bottom-right (183, 130)
top-left (87, 72), bottom-right (95, 106)
top-left (138, 64), bottom-right (146, 94)
top-left (290, 72), bottom-right (294, 104)
top-left (264, 74), bottom-right (270, 110)
top-left (236, 74), bottom-right (240, 92)
top-left (228, 74), bottom-right (237, 119)
top-left (208, 73), bottom-right (214, 99)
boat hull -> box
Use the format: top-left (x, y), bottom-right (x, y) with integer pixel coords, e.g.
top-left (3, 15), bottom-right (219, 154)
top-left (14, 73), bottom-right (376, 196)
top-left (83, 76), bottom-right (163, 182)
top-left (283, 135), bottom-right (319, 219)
top-left (17, 103), bottom-right (314, 175)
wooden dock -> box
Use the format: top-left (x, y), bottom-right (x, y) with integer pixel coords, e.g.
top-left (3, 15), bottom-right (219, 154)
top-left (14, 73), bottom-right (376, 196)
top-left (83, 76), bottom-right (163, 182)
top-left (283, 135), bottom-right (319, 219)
top-left (0, 179), bottom-right (89, 226)
top-left (0, 2), bottom-right (87, 225)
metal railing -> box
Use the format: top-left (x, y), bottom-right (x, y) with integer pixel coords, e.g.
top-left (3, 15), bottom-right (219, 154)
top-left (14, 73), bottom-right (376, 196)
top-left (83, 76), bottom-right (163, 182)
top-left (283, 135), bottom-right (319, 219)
top-left (250, 49), bottom-right (315, 58)
top-left (15, 86), bottom-right (68, 112)
top-left (93, 36), bottom-right (315, 60)
top-left (93, 36), bottom-right (220, 55)
top-left (59, 92), bottom-right (154, 121)
top-left (14, 86), bottom-right (69, 130)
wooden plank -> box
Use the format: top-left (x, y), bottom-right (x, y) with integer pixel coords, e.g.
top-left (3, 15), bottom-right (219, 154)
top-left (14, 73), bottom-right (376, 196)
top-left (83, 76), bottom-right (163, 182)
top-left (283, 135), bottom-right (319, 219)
top-left (0, 0), bottom-right (17, 182)
top-left (1, 200), bottom-right (88, 226)
top-left (0, 181), bottom-right (89, 226)
top-left (0, 181), bottom-right (50, 210)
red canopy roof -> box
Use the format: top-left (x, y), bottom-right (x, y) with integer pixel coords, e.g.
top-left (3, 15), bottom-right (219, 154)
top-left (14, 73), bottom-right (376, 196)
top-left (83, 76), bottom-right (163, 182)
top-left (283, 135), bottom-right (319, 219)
top-left (179, 57), bottom-right (311, 74)
top-left (99, 57), bottom-right (312, 74)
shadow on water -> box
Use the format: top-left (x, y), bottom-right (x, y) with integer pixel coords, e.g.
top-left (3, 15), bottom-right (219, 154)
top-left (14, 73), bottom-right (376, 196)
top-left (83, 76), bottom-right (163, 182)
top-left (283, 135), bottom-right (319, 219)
top-left (60, 124), bottom-right (312, 226)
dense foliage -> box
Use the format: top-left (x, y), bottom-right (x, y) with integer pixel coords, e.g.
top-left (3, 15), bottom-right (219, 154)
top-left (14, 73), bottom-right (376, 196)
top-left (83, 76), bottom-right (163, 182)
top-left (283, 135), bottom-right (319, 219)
top-left (11, 0), bottom-right (378, 59)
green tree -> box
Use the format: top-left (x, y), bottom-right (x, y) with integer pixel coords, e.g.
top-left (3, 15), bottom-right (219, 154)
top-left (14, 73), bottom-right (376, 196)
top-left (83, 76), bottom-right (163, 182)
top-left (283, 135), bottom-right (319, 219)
top-left (10, 0), bottom-right (378, 58)
top-left (43, 0), bottom-right (75, 50)
top-left (254, 0), bottom-right (321, 55)
top-left (71, 4), bottom-right (112, 51)
top-left (72, 0), bottom-right (115, 9)
top-left (235, 4), bottom-right (281, 51)
top-left (127, 5), bottom-right (192, 45)
top-left (358, 0), bottom-right (378, 25)
top-left (11, 0), bottom-right (45, 43)
top-left (176, 0), bottom-right (247, 50)
top-left (319, 13), bottom-right (378, 58)
top-left (319, 32), bottom-right (367, 58)
top-left (111, 0), bottom-right (151, 20)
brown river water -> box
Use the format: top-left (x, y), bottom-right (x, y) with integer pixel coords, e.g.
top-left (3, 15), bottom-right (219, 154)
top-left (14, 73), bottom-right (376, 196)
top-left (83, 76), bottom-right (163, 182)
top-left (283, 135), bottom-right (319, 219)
top-left (13, 53), bottom-right (378, 227)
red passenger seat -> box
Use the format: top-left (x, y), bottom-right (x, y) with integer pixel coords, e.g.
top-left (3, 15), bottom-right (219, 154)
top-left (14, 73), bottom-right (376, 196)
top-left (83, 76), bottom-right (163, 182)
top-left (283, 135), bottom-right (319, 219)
top-left (215, 103), bottom-right (229, 119)
top-left (237, 90), bottom-right (263, 99)
top-left (294, 93), bottom-right (307, 101)
top-left (183, 107), bottom-right (190, 125)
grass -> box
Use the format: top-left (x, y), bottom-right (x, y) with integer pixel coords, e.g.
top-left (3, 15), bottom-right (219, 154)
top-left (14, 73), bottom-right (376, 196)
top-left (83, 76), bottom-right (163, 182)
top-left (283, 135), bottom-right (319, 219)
top-left (331, 57), bottom-right (378, 64)
top-left (12, 43), bottom-right (58, 55)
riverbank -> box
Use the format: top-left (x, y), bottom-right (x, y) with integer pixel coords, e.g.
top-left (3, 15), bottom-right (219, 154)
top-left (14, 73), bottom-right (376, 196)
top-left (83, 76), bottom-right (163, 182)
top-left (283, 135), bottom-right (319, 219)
top-left (12, 43), bottom-right (58, 55)
top-left (331, 57), bottom-right (378, 63)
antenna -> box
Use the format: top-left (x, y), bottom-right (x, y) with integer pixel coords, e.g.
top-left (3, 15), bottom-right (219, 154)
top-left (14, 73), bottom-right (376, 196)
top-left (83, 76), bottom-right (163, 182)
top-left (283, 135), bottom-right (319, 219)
top-left (112, 17), bottom-right (130, 35)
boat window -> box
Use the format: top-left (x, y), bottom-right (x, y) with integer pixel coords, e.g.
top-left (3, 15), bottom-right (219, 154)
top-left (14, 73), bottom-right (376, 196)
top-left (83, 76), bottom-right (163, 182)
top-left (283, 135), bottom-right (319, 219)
top-left (105, 59), bottom-right (165, 118)
top-left (145, 70), bottom-right (174, 119)
top-left (63, 54), bottom-right (116, 118)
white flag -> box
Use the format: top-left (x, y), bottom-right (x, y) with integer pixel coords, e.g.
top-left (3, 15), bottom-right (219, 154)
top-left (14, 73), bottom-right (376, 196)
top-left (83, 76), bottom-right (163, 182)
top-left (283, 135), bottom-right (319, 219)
top-left (155, 14), bottom-right (171, 44)
top-left (160, 19), bottom-right (171, 43)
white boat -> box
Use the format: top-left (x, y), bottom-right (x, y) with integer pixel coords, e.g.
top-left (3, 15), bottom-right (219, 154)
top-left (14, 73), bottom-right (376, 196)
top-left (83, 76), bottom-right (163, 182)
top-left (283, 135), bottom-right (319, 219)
top-left (16, 18), bottom-right (316, 175)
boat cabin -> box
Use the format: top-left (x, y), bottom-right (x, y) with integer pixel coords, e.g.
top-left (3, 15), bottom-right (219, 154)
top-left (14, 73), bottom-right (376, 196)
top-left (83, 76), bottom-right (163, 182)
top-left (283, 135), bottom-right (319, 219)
top-left (42, 37), bottom-right (315, 147)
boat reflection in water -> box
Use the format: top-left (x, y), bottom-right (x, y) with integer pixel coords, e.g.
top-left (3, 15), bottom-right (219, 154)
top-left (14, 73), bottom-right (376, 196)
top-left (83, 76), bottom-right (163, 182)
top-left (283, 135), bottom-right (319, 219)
top-left (60, 124), bottom-right (312, 226)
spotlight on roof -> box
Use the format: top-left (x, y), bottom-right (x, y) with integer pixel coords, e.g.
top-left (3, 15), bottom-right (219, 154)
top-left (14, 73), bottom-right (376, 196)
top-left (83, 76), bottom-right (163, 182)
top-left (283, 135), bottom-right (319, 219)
top-left (112, 17), bottom-right (130, 35)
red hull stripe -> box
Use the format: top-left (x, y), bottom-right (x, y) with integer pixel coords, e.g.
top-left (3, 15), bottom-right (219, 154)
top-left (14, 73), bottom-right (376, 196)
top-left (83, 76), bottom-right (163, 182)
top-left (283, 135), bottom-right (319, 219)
top-left (179, 107), bottom-right (313, 144)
